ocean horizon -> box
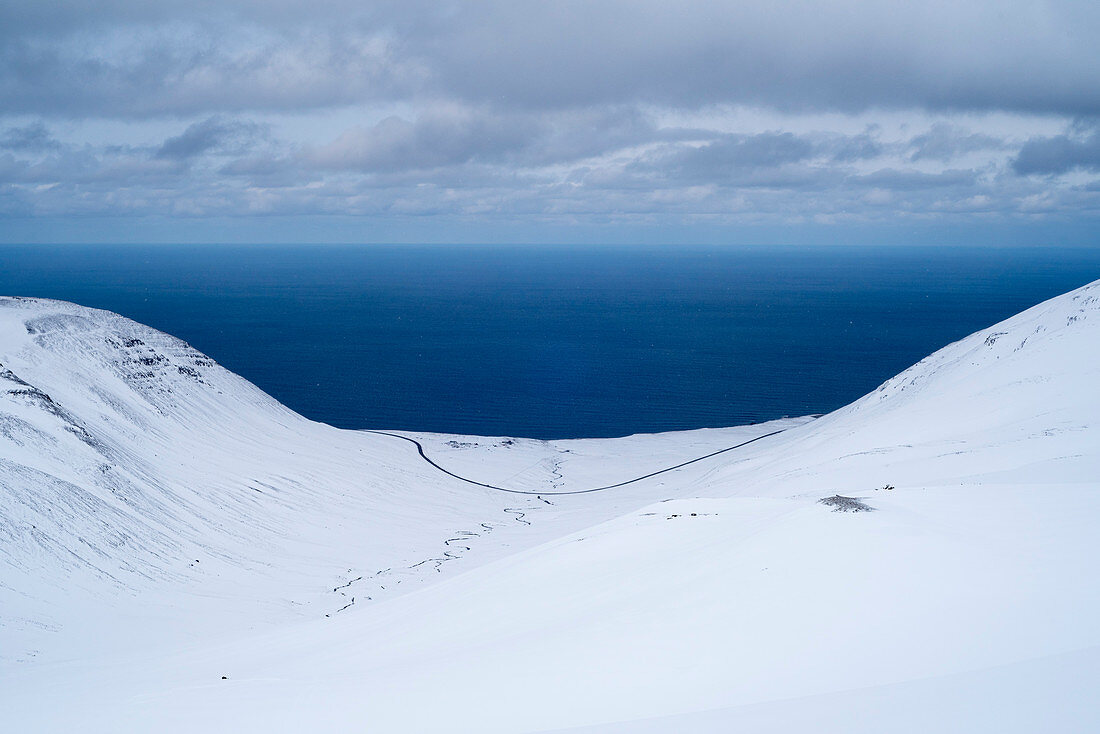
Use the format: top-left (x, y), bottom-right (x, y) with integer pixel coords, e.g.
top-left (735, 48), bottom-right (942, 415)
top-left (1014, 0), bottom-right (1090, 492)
top-left (3, 243), bottom-right (1099, 439)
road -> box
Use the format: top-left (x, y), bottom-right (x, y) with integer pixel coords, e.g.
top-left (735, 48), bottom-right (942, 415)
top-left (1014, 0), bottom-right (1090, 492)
top-left (363, 427), bottom-right (790, 496)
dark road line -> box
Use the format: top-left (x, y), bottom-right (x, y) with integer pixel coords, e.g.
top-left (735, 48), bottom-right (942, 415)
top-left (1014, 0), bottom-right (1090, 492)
top-left (363, 427), bottom-right (789, 496)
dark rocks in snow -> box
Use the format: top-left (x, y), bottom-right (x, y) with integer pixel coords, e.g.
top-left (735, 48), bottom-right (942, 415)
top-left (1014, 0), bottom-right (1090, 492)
top-left (819, 495), bottom-right (874, 512)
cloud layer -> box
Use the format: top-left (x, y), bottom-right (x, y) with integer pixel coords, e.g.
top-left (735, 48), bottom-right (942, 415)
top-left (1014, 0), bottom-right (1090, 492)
top-left (1, 1), bottom-right (1098, 242)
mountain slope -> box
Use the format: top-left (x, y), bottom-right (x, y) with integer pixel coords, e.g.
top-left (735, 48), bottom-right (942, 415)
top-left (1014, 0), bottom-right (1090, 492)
top-left (688, 278), bottom-right (1100, 497)
top-left (0, 296), bottom-right (800, 664)
top-left (1, 281), bottom-right (1099, 732)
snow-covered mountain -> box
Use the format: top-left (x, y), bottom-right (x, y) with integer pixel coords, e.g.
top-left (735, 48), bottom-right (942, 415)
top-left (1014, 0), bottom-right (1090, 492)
top-left (1, 296), bottom-right (790, 664)
top-left (1, 282), bottom-right (1098, 732)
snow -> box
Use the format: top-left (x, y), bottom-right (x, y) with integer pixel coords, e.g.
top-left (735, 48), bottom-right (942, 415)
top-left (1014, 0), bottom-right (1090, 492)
top-left (1, 281), bottom-right (1098, 732)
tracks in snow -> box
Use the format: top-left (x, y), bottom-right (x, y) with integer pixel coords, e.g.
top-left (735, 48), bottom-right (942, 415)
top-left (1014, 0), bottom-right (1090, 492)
top-left (327, 426), bottom-right (790, 615)
top-left (326, 505), bottom-right (537, 616)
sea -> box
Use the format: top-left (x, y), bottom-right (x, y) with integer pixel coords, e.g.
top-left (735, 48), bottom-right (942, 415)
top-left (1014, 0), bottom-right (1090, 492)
top-left (2, 244), bottom-right (1098, 439)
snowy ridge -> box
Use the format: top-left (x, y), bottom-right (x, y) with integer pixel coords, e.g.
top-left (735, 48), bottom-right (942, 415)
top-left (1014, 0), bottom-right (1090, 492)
top-left (690, 280), bottom-right (1100, 499)
top-left (2, 282), bottom-right (1099, 732)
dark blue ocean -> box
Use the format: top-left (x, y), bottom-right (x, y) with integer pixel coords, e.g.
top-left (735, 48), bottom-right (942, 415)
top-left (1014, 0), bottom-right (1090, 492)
top-left (2, 244), bottom-right (1098, 438)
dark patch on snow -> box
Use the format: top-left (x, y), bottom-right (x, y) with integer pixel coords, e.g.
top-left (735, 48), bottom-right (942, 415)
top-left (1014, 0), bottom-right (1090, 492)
top-left (819, 495), bottom-right (875, 512)
top-left (1, 369), bottom-right (105, 451)
top-left (176, 365), bottom-right (199, 378)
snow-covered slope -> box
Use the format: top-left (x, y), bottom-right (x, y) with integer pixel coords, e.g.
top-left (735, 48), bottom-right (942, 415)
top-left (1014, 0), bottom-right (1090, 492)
top-left (0, 296), bottom-right (804, 665)
top-left (689, 280), bottom-right (1100, 498)
top-left (1, 282), bottom-right (1098, 732)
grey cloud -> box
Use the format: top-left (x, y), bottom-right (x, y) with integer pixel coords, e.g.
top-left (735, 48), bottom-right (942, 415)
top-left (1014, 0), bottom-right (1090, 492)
top-left (518, 107), bottom-right (682, 167)
top-left (364, 124), bottom-right (991, 197)
top-left (0, 1), bottom-right (404, 39)
top-left (156, 117), bottom-right (263, 160)
top-left (220, 156), bottom-right (287, 176)
top-left (1013, 126), bottom-right (1100, 175)
top-left (0, 24), bottom-right (421, 118)
top-left (8, 149), bottom-right (181, 186)
top-left (826, 129), bottom-right (885, 162)
top-left (908, 123), bottom-right (1005, 162)
top-left (307, 108), bottom-right (539, 172)
top-left (218, 150), bottom-right (326, 189)
top-left (613, 137), bottom-right (990, 195)
top-left (851, 168), bottom-right (979, 191)
top-left (305, 106), bottom-right (677, 174)
top-left (2, 2), bottom-right (1099, 118)
top-left (414, 1), bottom-right (1100, 116)
top-left (652, 133), bottom-right (817, 185)
top-left (3, 142), bottom-right (1092, 227)
top-left (2, 109), bottom-right (1084, 231)
top-left (0, 122), bottom-right (61, 151)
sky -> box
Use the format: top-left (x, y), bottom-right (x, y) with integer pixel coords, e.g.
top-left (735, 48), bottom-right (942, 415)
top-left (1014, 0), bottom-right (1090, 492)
top-left (1, 1), bottom-right (1099, 245)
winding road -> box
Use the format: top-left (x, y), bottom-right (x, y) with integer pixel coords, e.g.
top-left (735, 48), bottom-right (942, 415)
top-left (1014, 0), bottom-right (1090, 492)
top-left (363, 427), bottom-right (790, 496)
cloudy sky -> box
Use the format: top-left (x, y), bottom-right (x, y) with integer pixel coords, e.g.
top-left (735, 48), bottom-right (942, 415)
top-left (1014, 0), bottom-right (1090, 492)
top-left (2, 1), bottom-right (1099, 244)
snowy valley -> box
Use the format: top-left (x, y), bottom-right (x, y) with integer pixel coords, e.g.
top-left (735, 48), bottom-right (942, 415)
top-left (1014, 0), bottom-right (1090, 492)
top-left (1, 281), bottom-right (1099, 732)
